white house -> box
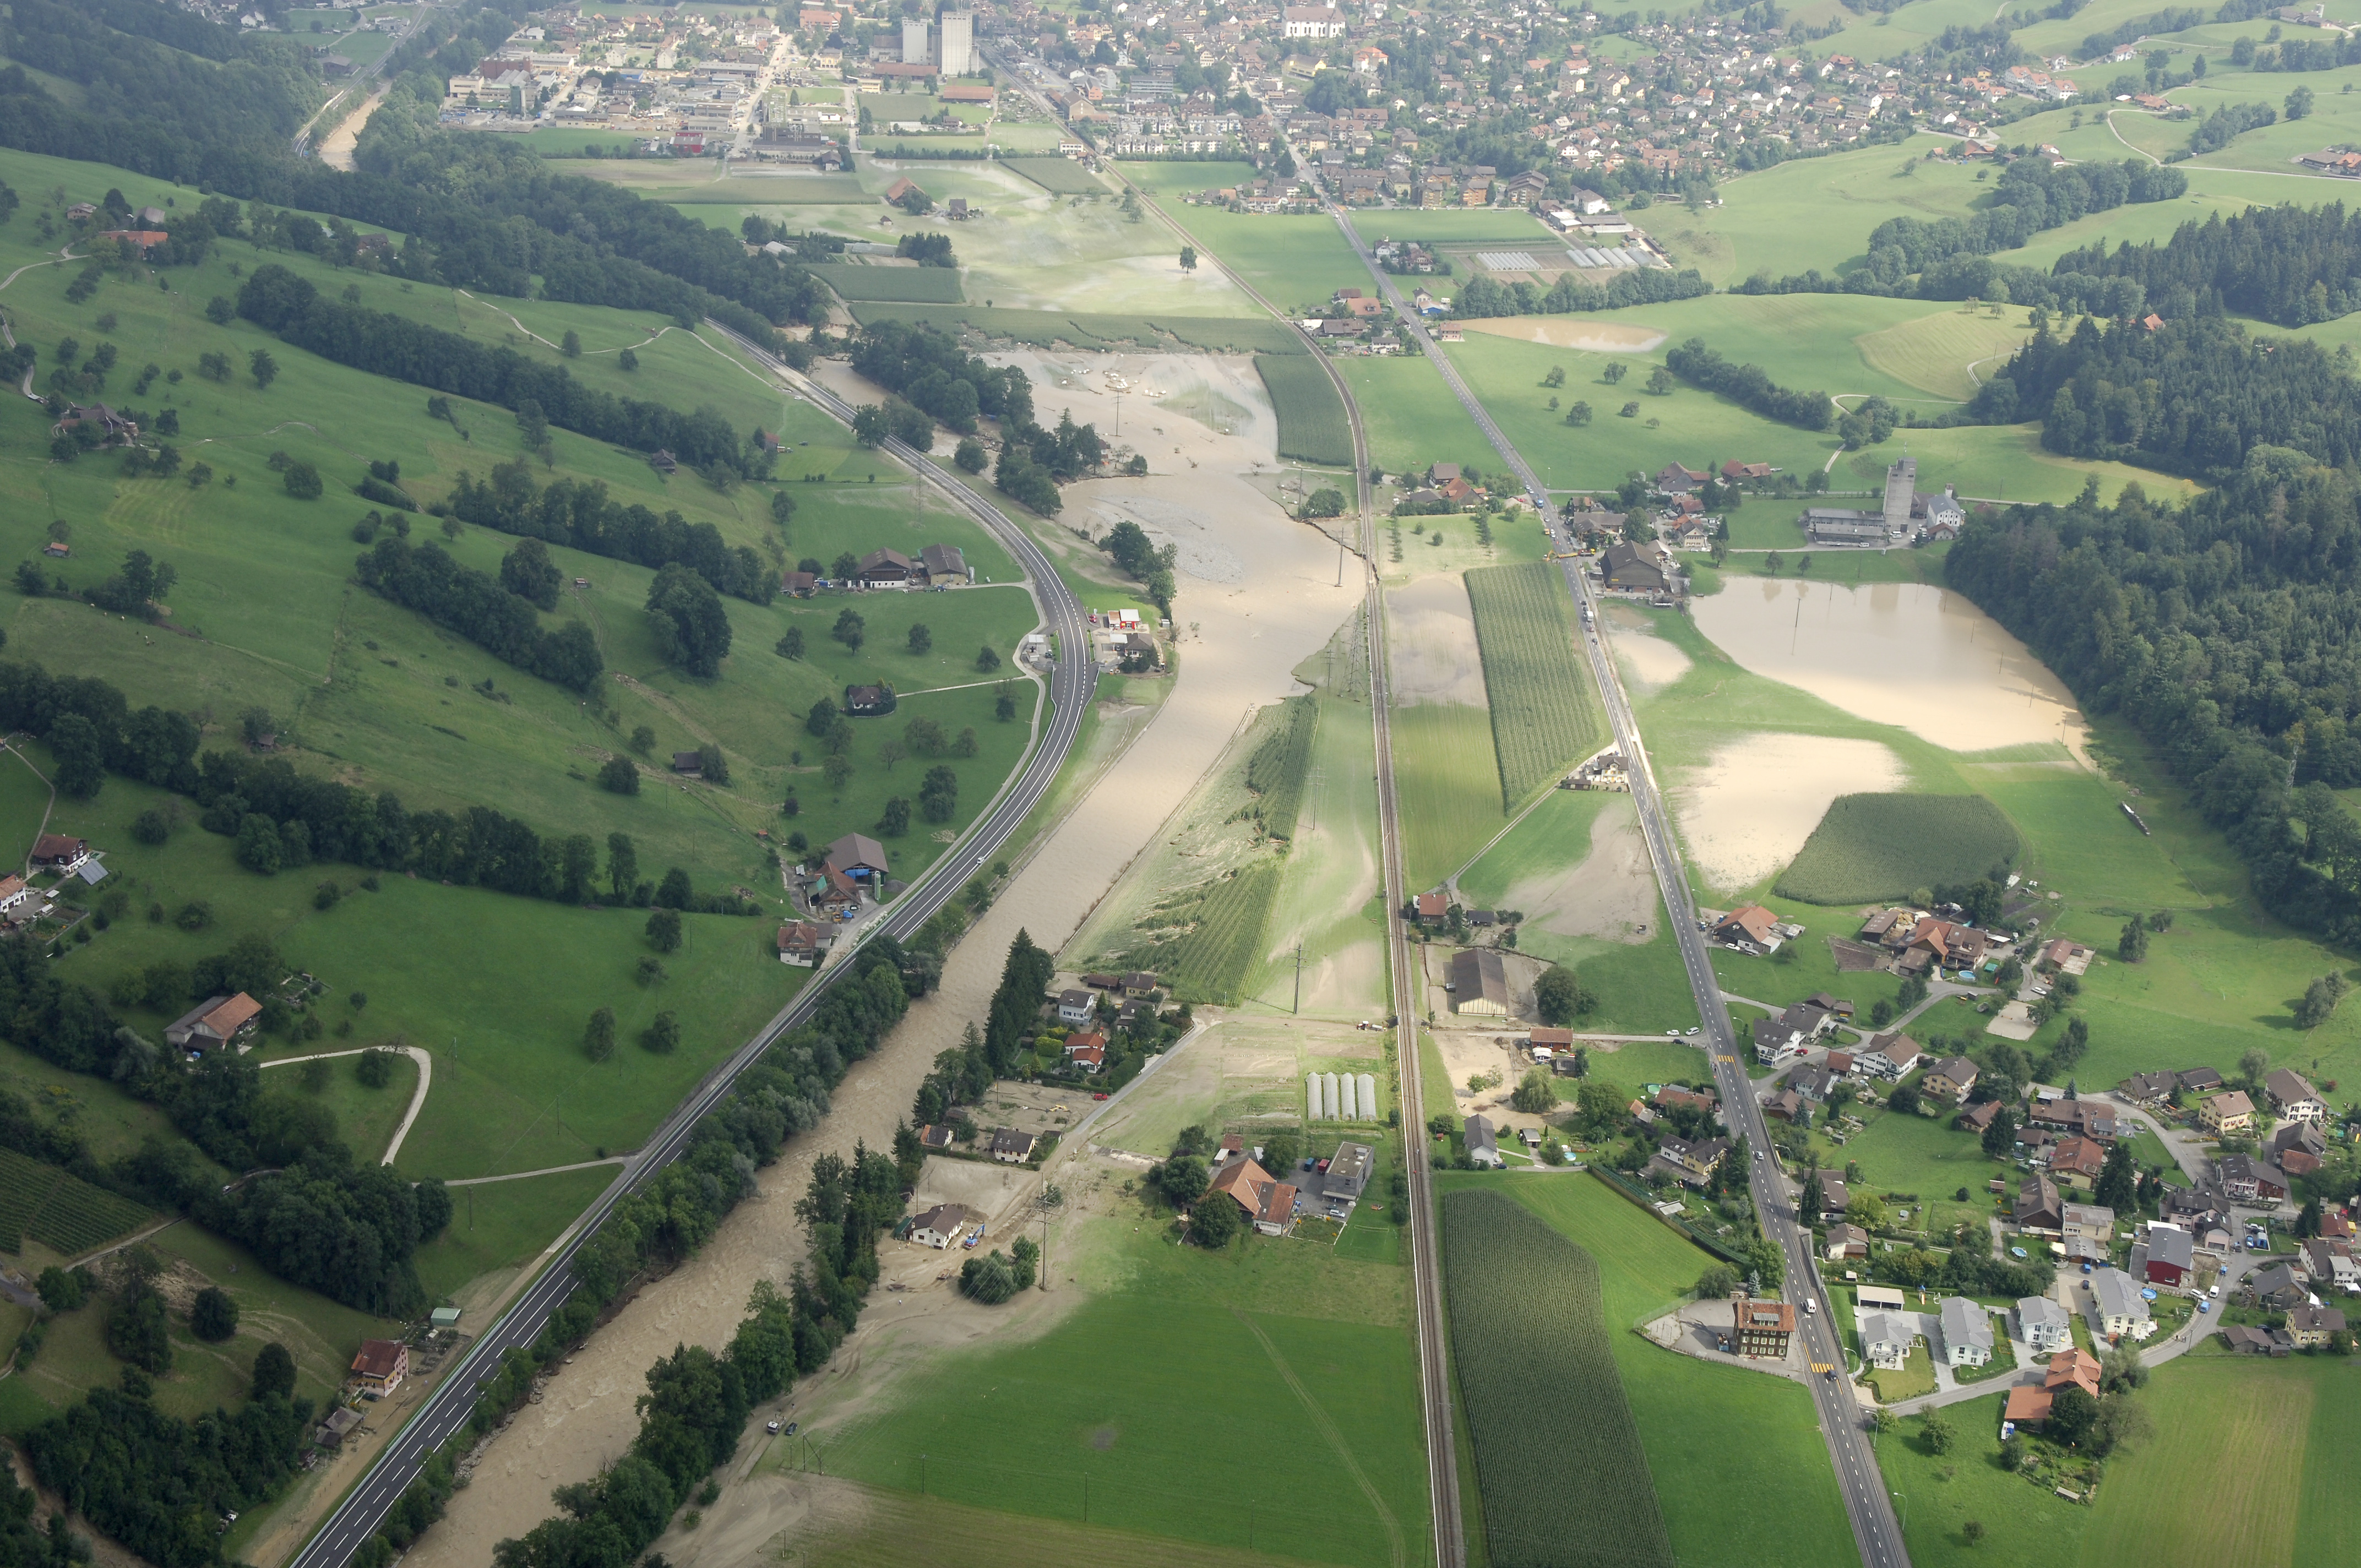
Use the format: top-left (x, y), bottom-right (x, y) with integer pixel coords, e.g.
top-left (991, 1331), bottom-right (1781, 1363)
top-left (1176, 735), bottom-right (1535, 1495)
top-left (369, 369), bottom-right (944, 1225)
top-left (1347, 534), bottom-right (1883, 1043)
top-left (2090, 1266), bottom-right (2156, 1341)
top-left (1938, 1297), bottom-right (1993, 1367)
top-left (2017, 1295), bottom-right (2072, 1354)
top-left (1858, 1311), bottom-right (1915, 1370)
top-left (909, 1203), bottom-right (969, 1248)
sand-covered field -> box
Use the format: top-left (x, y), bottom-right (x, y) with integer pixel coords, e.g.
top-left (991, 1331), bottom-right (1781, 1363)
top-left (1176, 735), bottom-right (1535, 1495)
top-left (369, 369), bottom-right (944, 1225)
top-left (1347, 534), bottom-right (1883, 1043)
top-left (1674, 731), bottom-right (1907, 894)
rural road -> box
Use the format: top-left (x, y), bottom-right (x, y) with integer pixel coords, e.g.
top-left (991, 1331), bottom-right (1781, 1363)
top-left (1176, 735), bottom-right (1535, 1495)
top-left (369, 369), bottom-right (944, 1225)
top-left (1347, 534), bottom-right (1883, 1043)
top-left (1317, 183), bottom-right (1915, 1568)
top-left (255, 1045), bottom-right (433, 1165)
top-left (282, 330), bottom-right (1093, 1568)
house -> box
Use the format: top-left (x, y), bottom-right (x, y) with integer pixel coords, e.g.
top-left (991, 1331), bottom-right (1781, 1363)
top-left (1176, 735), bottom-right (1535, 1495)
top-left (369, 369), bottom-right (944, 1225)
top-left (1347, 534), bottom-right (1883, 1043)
top-left (315, 1407), bottom-right (364, 1450)
top-left (2287, 1305), bottom-right (2347, 1348)
top-left (1763, 1088), bottom-right (1805, 1123)
top-left (1752, 1017), bottom-right (1810, 1066)
top-left (1939, 1297), bottom-right (1993, 1366)
top-left (1811, 1170), bottom-right (1851, 1216)
top-left (1600, 541), bottom-right (1670, 594)
top-left (670, 750), bottom-right (704, 777)
top-left (918, 542), bottom-right (969, 583)
top-left (2265, 1068), bottom-right (2325, 1125)
top-left (1860, 1033), bottom-right (1923, 1081)
top-left (1903, 916), bottom-right (1987, 972)
top-left (1323, 1141), bottom-right (1375, 1202)
top-left (2050, 1136), bottom-right (2106, 1188)
top-left (29, 834), bottom-right (88, 872)
top-left (1653, 462), bottom-right (1707, 494)
top-left (1450, 948), bottom-right (1510, 1016)
top-left (807, 864), bottom-right (862, 914)
top-left (1958, 1099), bottom-right (2003, 1135)
top-left (1734, 1297), bottom-right (1795, 1358)
top-left (2029, 1098), bottom-right (2121, 1141)
top-left (49, 405), bottom-right (138, 445)
top-left (2300, 1237), bottom-right (2356, 1291)
top-left (845, 683), bottom-right (896, 716)
top-left (2003, 1383), bottom-right (2056, 1425)
top-left (1922, 1057), bottom-right (1979, 1101)
top-left (2199, 1090), bottom-right (2255, 1135)
top-left (989, 1126), bottom-right (1037, 1164)
top-left (1656, 1135), bottom-right (1728, 1186)
top-left (2047, 1346), bottom-right (2102, 1398)
top-left (2016, 1173), bottom-right (2064, 1235)
top-left (2018, 1295), bottom-right (2072, 1353)
top-left (910, 1202), bottom-right (969, 1247)
top-left (351, 1340), bottom-right (409, 1396)
top-left (780, 570), bottom-right (818, 597)
top-left (2063, 1204), bottom-right (2115, 1249)
top-left (1792, 1065), bottom-right (1841, 1104)
top-left (1530, 1026), bottom-right (1575, 1052)
top-left (0, 874), bottom-right (28, 912)
top-left (1858, 1311), bottom-right (1915, 1370)
top-left (1206, 1152), bottom-right (1278, 1215)
top-left (2135, 1221), bottom-right (2197, 1285)
top-left (2117, 1070), bottom-right (2180, 1107)
top-left (1120, 971), bottom-right (1159, 997)
top-left (1712, 905), bottom-right (1781, 950)
top-left (2216, 1154), bottom-right (2288, 1204)
top-left (1824, 1050), bottom-right (1856, 1077)
top-left (1252, 1179), bottom-right (1298, 1235)
top-left (882, 176), bottom-right (924, 204)
top-left (1055, 989), bottom-right (1095, 1026)
top-left (1063, 1028), bottom-right (1108, 1073)
top-left (2272, 1121), bottom-right (2326, 1168)
top-left (1465, 1114), bottom-right (1503, 1168)
top-left (164, 993), bottom-right (263, 1052)
top-left (2090, 1266), bottom-right (2155, 1340)
top-left (858, 547), bottom-right (916, 585)
top-left (917, 1123), bottom-right (957, 1151)
top-left (2249, 1261), bottom-right (2306, 1311)
top-left (825, 834), bottom-right (889, 881)
top-left (1412, 891), bottom-right (1449, 925)
top-left (1825, 1222), bottom-right (1869, 1260)
top-left (776, 921), bottom-right (829, 966)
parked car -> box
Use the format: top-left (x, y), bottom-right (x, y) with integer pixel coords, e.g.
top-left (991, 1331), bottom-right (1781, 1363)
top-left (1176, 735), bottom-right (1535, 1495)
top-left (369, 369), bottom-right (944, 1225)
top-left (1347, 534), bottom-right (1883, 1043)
top-left (766, 1420), bottom-right (782, 1434)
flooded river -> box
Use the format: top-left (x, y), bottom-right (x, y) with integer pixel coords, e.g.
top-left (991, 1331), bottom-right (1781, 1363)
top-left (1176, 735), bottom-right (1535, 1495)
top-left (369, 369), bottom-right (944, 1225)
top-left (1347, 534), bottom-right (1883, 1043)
top-left (1689, 579), bottom-right (2088, 758)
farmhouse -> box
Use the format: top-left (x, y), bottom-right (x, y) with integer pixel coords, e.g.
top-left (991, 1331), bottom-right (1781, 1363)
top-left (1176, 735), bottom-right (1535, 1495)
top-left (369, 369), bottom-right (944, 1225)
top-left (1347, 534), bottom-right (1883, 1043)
top-left (858, 547), bottom-right (916, 585)
top-left (1450, 948), bottom-right (1510, 1015)
top-left (1712, 904), bottom-right (1780, 951)
top-left (845, 683), bottom-right (896, 716)
top-left (919, 542), bottom-right (970, 582)
top-left (910, 1203), bottom-right (969, 1248)
top-left (351, 1339), bottom-right (409, 1397)
top-left (165, 993), bottom-right (263, 1052)
top-left (826, 834), bottom-right (890, 881)
top-left (776, 921), bottom-right (829, 966)
top-left (1733, 1297), bottom-right (1794, 1358)
top-left (1600, 541), bottom-right (1670, 594)
top-left (29, 834), bottom-right (89, 872)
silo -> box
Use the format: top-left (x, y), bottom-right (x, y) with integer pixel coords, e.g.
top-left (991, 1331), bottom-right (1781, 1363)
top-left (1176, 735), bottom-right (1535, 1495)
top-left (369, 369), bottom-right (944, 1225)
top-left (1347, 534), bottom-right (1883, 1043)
top-left (1358, 1073), bottom-right (1378, 1120)
top-left (1320, 1072), bottom-right (1339, 1120)
top-left (1339, 1074), bottom-right (1358, 1121)
top-left (1307, 1074), bottom-right (1320, 1121)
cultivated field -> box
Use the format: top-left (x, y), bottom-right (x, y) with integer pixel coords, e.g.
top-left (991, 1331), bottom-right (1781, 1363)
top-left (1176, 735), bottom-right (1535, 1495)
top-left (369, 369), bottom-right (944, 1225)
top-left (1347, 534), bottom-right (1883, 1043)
top-left (850, 302), bottom-right (1305, 355)
top-left (1336, 355), bottom-right (1499, 482)
top-left (810, 262), bottom-right (965, 303)
top-left (1774, 792), bottom-right (2021, 905)
top-left (1390, 704), bottom-right (1503, 894)
top-left (1441, 1185), bottom-right (1675, 1568)
top-left (1254, 353), bottom-right (1355, 467)
top-left (1003, 157), bottom-right (1110, 196)
top-left (0, 1147), bottom-right (151, 1257)
top-left (1464, 562), bottom-right (1606, 809)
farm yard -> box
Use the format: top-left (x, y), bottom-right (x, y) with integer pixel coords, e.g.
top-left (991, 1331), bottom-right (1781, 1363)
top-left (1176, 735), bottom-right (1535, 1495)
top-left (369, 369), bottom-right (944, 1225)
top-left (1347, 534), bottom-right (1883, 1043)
top-left (1254, 352), bottom-right (1356, 468)
top-left (1774, 793), bottom-right (2022, 905)
top-left (1464, 562), bottom-right (1607, 809)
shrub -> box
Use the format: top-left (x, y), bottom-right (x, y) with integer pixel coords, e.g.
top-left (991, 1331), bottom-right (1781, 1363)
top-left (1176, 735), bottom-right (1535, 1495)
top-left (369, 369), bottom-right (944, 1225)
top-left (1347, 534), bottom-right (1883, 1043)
top-left (189, 1286), bottom-right (240, 1342)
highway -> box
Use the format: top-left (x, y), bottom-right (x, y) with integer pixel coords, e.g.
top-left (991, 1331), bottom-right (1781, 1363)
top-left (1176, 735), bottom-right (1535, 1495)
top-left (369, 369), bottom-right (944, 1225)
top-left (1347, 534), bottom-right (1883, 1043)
top-left (1319, 193), bottom-right (1911, 1568)
top-left (286, 327), bottom-right (1091, 1568)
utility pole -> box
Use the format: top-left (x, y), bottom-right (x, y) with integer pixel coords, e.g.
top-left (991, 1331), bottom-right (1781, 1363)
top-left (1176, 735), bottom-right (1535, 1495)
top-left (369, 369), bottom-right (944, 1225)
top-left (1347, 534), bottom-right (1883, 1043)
top-left (1293, 941), bottom-right (1303, 1015)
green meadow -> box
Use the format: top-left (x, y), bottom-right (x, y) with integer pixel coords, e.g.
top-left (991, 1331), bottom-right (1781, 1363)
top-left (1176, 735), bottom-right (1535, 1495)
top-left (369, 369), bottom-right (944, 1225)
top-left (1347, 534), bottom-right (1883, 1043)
top-left (1437, 1172), bottom-right (1857, 1568)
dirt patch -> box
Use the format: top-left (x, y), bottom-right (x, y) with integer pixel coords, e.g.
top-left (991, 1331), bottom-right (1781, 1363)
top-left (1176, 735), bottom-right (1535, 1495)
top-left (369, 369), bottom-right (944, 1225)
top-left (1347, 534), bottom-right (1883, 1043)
top-left (1507, 794), bottom-right (1657, 944)
top-left (1456, 317), bottom-right (1668, 352)
top-left (1673, 731), bottom-right (1906, 895)
top-left (1829, 938), bottom-right (1888, 973)
top-left (1383, 576), bottom-right (1487, 706)
top-left (1602, 603), bottom-right (1691, 696)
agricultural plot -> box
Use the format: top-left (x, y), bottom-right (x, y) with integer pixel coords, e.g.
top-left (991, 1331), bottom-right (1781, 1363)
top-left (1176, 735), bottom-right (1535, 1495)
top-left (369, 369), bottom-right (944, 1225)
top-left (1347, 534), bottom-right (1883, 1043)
top-left (1390, 704), bottom-right (1504, 892)
top-left (1774, 792), bottom-right (2021, 904)
top-left (1003, 156), bottom-right (1109, 195)
top-left (851, 302), bottom-right (1306, 355)
top-left (1253, 353), bottom-right (1354, 467)
top-left (809, 262), bottom-right (965, 303)
top-left (0, 1147), bottom-right (153, 1257)
top-left (1245, 694), bottom-right (1318, 840)
top-left (1464, 562), bottom-right (1606, 808)
top-left (1440, 1186), bottom-right (1675, 1568)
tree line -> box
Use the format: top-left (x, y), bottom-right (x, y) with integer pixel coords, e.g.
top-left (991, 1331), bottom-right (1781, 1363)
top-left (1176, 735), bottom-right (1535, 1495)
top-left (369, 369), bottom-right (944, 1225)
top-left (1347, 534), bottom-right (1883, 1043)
top-left (445, 461), bottom-right (777, 604)
top-left (1662, 337), bottom-right (1831, 431)
top-left (356, 535), bottom-right (606, 690)
top-left (2050, 204), bottom-right (2361, 328)
top-left (1448, 264), bottom-right (1712, 320)
top-left (237, 266), bottom-right (769, 477)
top-left (1947, 461), bottom-right (2361, 949)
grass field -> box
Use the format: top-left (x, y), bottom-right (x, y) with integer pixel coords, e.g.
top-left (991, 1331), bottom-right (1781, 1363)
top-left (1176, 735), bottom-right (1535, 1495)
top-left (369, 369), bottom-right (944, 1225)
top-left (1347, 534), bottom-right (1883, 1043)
top-left (1128, 182), bottom-right (1374, 315)
top-left (1439, 1173), bottom-right (1856, 1568)
top-left (1346, 211), bottom-right (1558, 247)
top-left (1774, 792), bottom-right (2021, 905)
top-left (850, 302), bottom-right (1306, 354)
top-left (1440, 1186), bottom-right (1675, 1568)
top-left (1253, 353), bottom-right (1355, 467)
top-left (1389, 703), bottom-right (1504, 894)
top-left (1463, 562), bottom-right (1605, 809)
top-left (1336, 356), bottom-right (1500, 481)
top-left (810, 262), bottom-right (965, 303)
top-left (1003, 156), bottom-right (1109, 195)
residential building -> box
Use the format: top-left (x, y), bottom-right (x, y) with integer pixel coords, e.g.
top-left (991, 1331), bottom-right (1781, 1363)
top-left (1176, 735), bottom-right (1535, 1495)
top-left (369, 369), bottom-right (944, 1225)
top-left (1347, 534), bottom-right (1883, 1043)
top-left (776, 921), bottom-right (828, 966)
top-left (1753, 1016), bottom-right (1810, 1066)
top-left (1063, 1031), bottom-right (1107, 1073)
top-left (1860, 1032), bottom-right (1923, 1081)
top-left (1713, 905), bottom-right (1780, 949)
top-left (2287, 1305), bottom-right (2347, 1348)
top-left (1450, 947), bottom-right (1510, 1015)
top-left (2117, 1070), bottom-right (2180, 1107)
top-left (989, 1126), bottom-right (1036, 1164)
top-left (29, 834), bottom-right (88, 872)
top-left (2300, 1237), bottom-right (2356, 1291)
top-left (2050, 1136), bottom-right (2106, 1188)
top-left (2249, 1261), bottom-right (2307, 1311)
top-left (2200, 1089), bottom-right (2255, 1135)
top-left (2090, 1266), bottom-right (2155, 1340)
top-left (2018, 1295), bottom-right (2072, 1353)
top-left (1825, 1222), bottom-right (1869, 1260)
top-left (2142, 1224), bottom-right (2194, 1287)
top-left (2265, 1068), bottom-right (2325, 1124)
top-left (1056, 989), bottom-right (1095, 1025)
top-left (1323, 1141), bottom-right (1375, 1202)
top-left (1939, 1297), bottom-right (1993, 1366)
top-left (1858, 1311), bottom-right (1914, 1370)
top-left (858, 547), bottom-right (916, 584)
top-left (1922, 1057), bottom-right (1978, 1101)
top-left (164, 993), bottom-right (263, 1052)
top-left (910, 1202), bottom-right (968, 1248)
top-left (2016, 1173), bottom-right (2064, 1235)
top-left (917, 1124), bottom-right (956, 1151)
top-left (2177, 1066), bottom-right (2225, 1095)
top-left (1600, 540), bottom-right (1671, 594)
top-left (0, 874), bottom-right (26, 912)
top-left (1465, 1114), bottom-right (1503, 1168)
top-left (1655, 1135), bottom-right (1729, 1186)
top-left (1734, 1297), bottom-right (1795, 1358)
top-left (351, 1340), bottom-right (409, 1396)
top-left (1811, 1170), bottom-right (1851, 1216)
top-left (2216, 1153), bottom-right (2288, 1204)
top-left (2061, 1204), bottom-right (2115, 1249)
top-left (2027, 1097), bottom-right (2121, 1141)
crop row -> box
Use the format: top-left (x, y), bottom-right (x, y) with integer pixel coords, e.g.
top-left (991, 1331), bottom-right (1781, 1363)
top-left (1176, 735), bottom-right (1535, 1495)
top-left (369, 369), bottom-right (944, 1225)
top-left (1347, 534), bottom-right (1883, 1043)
top-left (1246, 695), bottom-right (1319, 841)
top-left (0, 1147), bottom-right (152, 1258)
top-left (1774, 791), bottom-right (2021, 905)
top-left (1441, 1188), bottom-right (1675, 1568)
top-left (1465, 562), bottom-right (1606, 808)
top-left (1125, 858), bottom-right (1282, 1006)
top-left (1255, 353), bottom-right (1356, 467)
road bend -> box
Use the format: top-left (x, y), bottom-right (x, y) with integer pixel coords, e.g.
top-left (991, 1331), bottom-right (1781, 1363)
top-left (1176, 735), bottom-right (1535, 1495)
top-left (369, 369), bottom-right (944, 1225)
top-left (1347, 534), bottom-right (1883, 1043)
top-left (1320, 195), bottom-right (1911, 1568)
top-left (286, 330), bottom-right (1090, 1568)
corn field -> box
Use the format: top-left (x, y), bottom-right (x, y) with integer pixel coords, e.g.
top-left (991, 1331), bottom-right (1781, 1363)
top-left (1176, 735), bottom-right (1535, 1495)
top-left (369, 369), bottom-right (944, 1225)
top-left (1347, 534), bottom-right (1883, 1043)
top-left (1465, 562), bottom-right (1606, 809)
top-left (1441, 1188), bottom-right (1675, 1568)
top-left (1255, 353), bottom-right (1355, 467)
top-left (1774, 792), bottom-right (2020, 904)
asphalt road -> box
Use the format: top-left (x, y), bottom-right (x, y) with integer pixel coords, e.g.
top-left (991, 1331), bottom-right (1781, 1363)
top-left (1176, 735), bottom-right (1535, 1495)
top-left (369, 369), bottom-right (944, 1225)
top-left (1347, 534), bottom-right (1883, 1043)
top-left (286, 328), bottom-right (1091, 1568)
top-left (1318, 189), bottom-right (1912, 1568)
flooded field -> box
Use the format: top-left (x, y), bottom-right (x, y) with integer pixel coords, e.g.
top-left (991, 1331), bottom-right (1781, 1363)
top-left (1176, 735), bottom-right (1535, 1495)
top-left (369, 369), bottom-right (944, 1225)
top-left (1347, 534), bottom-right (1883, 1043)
top-left (1457, 317), bottom-right (1668, 352)
top-left (1603, 603), bottom-right (1692, 695)
top-left (1690, 579), bottom-right (2088, 758)
top-left (1384, 575), bottom-right (1488, 705)
top-left (1675, 731), bottom-right (1907, 893)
